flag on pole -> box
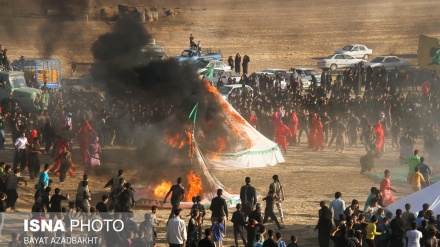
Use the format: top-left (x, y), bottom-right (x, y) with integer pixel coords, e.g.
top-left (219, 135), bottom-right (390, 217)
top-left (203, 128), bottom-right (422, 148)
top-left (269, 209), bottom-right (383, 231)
top-left (189, 103), bottom-right (198, 124)
top-left (204, 64), bottom-right (215, 81)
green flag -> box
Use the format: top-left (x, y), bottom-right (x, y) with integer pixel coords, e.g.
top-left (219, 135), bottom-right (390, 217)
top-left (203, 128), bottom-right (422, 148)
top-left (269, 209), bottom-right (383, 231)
top-left (204, 64), bottom-right (215, 81)
top-left (431, 49), bottom-right (440, 65)
top-left (189, 103), bottom-right (198, 124)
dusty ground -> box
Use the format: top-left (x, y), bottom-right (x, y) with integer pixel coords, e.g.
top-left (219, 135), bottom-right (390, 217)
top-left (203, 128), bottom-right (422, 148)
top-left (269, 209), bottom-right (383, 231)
top-left (0, 0), bottom-right (440, 246)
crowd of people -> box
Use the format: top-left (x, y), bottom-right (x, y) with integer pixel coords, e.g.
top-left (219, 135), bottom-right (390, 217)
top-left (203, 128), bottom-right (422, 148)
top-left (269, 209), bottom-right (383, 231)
top-left (0, 47), bottom-right (439, 246)
top-left (226, 66), bottom-right (440, 163)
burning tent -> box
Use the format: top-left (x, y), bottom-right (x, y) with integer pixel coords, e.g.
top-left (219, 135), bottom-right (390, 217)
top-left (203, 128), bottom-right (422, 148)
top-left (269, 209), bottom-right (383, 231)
top-left (133, 81), bottom-right (284, 208)
top-left (88, 17), bottom-right (283, 208)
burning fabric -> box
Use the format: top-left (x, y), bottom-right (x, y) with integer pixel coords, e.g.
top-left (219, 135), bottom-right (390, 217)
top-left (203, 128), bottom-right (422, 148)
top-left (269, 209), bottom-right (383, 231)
top-left (90, 17), bottom-right (284, 206)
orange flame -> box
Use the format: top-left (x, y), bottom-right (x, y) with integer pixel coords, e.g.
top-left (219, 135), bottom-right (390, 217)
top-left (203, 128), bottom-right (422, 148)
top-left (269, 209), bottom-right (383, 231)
top-left (153, 181), bottom-right (172, 198)
top-left (186, 170), bottom-right (204, 201)
top-left (166, 132), bottom-right (186, 149)
top-left (202, 80), bottom-right (253, 148)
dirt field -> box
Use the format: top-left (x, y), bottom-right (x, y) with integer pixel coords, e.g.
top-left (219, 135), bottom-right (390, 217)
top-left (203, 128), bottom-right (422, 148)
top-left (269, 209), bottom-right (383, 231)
top-left (1, 0), bottom-right (440, 246)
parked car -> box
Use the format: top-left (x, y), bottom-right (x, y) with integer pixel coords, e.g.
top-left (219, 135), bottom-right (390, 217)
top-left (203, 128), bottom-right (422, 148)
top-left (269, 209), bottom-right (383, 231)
top-left (218, 84), bottom-right (254, 101)
top-left (317, 54), bottom-right (366, 71)
top-left (334, 44), bottom-right (373, 60)
top-left (365, 56), bottom-right (410, 71)
top-left (249, 71), bottom-right (287, 90)
top-left (176, 49), bottom-right (221, 62)
top-left (195, 58), bottom-right (231, 73)
top-left (293, 68), bottom-right (321, 88)
top-left (198, 69), bottom-right (241, 87)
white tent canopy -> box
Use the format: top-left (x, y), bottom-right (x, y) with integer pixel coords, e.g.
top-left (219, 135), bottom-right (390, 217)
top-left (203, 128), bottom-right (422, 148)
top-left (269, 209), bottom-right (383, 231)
top-left (386, 181), bottom-right (440, 216)
top-left (205, 99), bottom-right (285, 170)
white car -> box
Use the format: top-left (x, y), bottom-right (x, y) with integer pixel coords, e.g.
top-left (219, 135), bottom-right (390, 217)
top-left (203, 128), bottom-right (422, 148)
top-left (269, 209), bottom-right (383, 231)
top-left (292, 68), bottom-right (321, 88)
top-left (218, 84), bottom-right (254, 101)
top-left (195, 58), bottom-right (230, 73)
top-left (198, 69), bottom-right (241, 87)
top-left (365, 56), bottom-right (410, 71)
top-left (334, 44), bottom-right (373, 60)
top-left (317, 54), bottom-right (366, 71)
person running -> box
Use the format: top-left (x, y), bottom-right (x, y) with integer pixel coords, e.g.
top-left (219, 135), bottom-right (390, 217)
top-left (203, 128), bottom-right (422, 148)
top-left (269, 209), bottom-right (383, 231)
top-left (380, 170), bottom-right (397, 206)
top-left (408, 167), bottom-right (425, 192)
top-left (164, 177), bottom-right (185, 219)
top-left (416, 157), bottom-right (432, 188)
top-left (104, 169), bottom-right (125, 211)
top-left (5, 169), bottom-right (27, 210)
top-left (54, 146), bottom-right (72, 182)
top-left (262, 189), bottom-right (284, 230)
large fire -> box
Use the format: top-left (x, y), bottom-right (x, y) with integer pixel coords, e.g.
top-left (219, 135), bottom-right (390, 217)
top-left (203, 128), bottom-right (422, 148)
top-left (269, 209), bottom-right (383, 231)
top-left (166, 128), bottom-right (194, 157)
top-left (153, 180), bottom-right (172, 198)
top-left (186, 170), bottom-right (204, 201)
top-left (202, 80), bottom-right (253, 148)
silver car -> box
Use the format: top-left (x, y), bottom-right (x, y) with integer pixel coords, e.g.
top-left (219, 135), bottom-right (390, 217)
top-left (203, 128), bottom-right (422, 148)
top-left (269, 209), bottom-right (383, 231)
top-left (334, 44), bottom-right (373, 60)
top-left (365, 56), bottom-right (410, 71)
top-left (317, 54), bottom-right (366, 71)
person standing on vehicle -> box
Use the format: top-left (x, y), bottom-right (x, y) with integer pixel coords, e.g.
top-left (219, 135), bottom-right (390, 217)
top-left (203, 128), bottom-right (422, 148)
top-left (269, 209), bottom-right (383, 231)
top-left (242, 55), bottom-right (250, 74)
top-left (197, 41), bottom-right (202, 56)
top-left (235, 53), bottom-right (241, 74)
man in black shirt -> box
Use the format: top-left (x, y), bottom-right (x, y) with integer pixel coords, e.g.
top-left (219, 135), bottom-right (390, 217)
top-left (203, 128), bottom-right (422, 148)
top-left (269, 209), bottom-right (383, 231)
top-left (240, 177), bottom-right (257, 219)
top-left (96, 195), bottom-right (109, 219)
top-left (210, 189), bottom-right (228, 232)
top-left (389, 209), bottom-right (406, 247)
top-left (262, 229), bottom-right (278, 247)
top-left (231, 203), bottom-right (247, 247)
top-left (49, 188), bottom-right (69, 219)
top-left (164, 177), bottom-right (185, 219)
top-left (198, 229), bottom-right (215, 247)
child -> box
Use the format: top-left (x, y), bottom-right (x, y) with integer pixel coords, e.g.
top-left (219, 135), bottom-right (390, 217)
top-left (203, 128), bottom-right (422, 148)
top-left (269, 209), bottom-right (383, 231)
top-left (262, 189), bottom-right (284, 230)
top-left (254, 234), bottom-right (263, 247)
top-left (377, 217), bottom-right (390, 247)
top-left (211, 217), bottom-right (225, 247)
top-left (286, 235), bottom-right (299, 247)
top-left (276, 232), bottom-right (286, 247)
top-left (8, 232), bottom-right (20, 247)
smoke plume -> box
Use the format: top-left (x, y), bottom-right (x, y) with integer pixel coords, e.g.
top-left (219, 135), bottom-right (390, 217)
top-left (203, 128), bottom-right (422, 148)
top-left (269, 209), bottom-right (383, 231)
top-left (90, 17), bottom-right (248, 190)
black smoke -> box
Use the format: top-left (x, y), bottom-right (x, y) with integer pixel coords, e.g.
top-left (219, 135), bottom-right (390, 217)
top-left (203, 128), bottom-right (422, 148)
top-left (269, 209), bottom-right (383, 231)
top-left (90, 17), bottom-right (248, 192)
